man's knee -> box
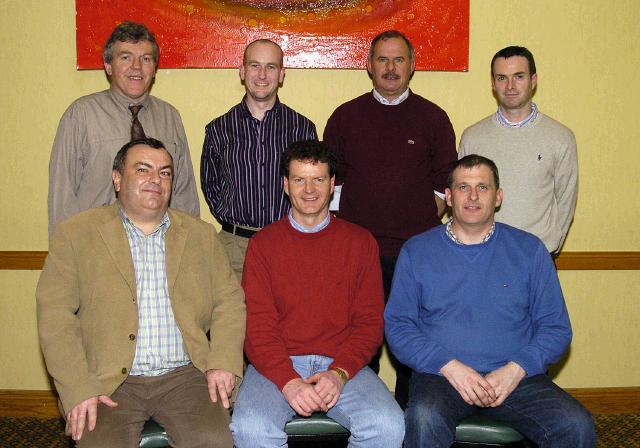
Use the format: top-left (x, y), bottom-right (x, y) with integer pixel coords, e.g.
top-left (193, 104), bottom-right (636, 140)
top-left (230, 407), bottom-right (287, 447)
top-left (551, 401), bottom-right (596, 446)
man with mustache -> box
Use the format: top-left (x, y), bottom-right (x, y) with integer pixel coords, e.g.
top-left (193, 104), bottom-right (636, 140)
top-left (48, 21), bottom-right (199, 239)
top-left (323, 30), bottom-right (457, 407)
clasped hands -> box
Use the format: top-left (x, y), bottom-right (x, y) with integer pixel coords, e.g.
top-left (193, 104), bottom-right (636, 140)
top-left (440, 359), bottom-right (526, 408)
top-left (283, 370), bottom-right (345, 416)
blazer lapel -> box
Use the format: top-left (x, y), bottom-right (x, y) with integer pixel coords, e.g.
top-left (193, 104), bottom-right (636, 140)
top-left (165, 210), bottom-right (188, 297)
top-left (98, 207), bottom-right (137, 297)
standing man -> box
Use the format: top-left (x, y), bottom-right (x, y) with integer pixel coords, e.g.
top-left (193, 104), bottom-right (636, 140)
top-left (385, 155), bottom-right (595, 448)
top-left (48, 21), bottom-right (199, 238)
top-left (459, 46), bottom-right (578, 253)
top-left (323, 30), bottom-right (457, 406)
top-left (38, 138), bottom-right (245, 447)
top-left (231, 141), bottom-right (404, 447)
top-left (201, 39), bottom-right (317, 279)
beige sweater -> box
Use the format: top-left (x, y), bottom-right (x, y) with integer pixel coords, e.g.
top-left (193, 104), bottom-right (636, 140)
top-left (459, 112), bottom-right (578, 252)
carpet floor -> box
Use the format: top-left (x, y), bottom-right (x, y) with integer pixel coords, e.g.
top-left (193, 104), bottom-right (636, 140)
top-left (0, 414), bottom-right (637, 447)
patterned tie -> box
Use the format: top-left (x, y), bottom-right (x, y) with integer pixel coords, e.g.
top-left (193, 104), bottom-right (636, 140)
top-left (129, 105), bottom-right (146, 140)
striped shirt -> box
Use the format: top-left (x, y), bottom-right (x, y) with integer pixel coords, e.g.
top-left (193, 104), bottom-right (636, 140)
top-left (496, 102), bottom-right (539, 128)
top-left (120, 208), bottom-right (190, 376)
top-left (201, 96), bottom-right (317, 229)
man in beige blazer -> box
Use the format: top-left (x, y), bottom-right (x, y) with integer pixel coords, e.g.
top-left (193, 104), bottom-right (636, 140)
top-left (37, 137), bottom-right (245, 447)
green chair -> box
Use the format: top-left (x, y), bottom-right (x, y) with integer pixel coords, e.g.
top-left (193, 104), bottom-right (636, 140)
top-left (139, 413), bottom-right (530, 447)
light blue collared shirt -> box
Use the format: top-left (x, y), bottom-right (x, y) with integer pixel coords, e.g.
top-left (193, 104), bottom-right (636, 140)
top-left (119, 207), bottom-right (191, 376)
top-left (288, 209), bottom-right (331, 233)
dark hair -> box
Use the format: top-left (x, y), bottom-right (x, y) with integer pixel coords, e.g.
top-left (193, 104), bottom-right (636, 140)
top-left (491, 46), bottom-right (536, 76)
top-left (243, 39), bottom-right (283, 66)
top-left (103, 21), bottom-right (159, 66)
top-left (368, 30), bottom-right (414, 63)
top-left (112, 138), bottom-right (171, 174)
top-left (281, 140), bottom-right (337, 178)
top-left (448, 155), bottom-right (500, 189)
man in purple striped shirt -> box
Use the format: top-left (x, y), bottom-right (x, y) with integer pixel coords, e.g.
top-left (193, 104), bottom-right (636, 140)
top-left (201, 39), bottom-right (317, 279)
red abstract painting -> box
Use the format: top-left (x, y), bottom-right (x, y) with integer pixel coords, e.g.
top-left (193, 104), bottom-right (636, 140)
top-left (76, 0), bottom-right (468, 71)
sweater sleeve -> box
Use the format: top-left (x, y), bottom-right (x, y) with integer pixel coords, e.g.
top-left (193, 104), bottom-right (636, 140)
top-left (510, 242), bottom-right (573, 375)
top-left (329, 234), bottom-right (384, 377)
top-left (242, 237), bottom-right (299, 390)
top-left (384, 245), bottom-right (455, 374)
top-left (428, 108), bottom-right (457, 194)
top-left (323, 108), bottom-right (346, 186)
top-left (553, 130), bottom-right (578, 250)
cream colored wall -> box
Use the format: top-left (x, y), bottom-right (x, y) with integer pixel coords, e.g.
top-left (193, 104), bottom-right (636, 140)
top-left (0, 0), bottom-right (638, 390)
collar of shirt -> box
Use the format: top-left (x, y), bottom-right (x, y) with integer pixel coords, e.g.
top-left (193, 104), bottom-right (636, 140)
top-left (372, 88), bottom-right (410, 106)
top-left (288, 209), bottom-right (331, 233)
top-left (240, 94), bottom-right (281, 120)
top-left (118, 203), bottom-right (171, 240)
top-left (445, 217), bottom-right (495, 245)
top-left (108, 86), bottom-right (150, 109)
top-left (496, 102), bottom-right (538, 128)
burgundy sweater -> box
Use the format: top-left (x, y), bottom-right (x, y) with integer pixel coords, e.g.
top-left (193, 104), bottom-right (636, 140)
top-left (324, 91), bottom-right (457, 257)
top-left (242, 217), bottom-right (384, 390)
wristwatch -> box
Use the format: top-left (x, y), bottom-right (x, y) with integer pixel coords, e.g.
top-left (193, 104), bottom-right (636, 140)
top-left (330, 367), bottom-right (349, 385)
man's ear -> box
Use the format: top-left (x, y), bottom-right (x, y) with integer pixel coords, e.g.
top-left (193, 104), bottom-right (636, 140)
top-left (112, 170), bottom-right (122, 193)
top-left (445, 188), bottom-right (452, 207)
top-left (104, 62), bottom-right (113, 77)
top-left (283, 176), bottom-right (290, 197)
top-left (495, 188), bottom-right (504, 208)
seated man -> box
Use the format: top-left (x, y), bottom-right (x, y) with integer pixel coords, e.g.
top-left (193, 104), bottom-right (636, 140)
top-left (37, 138), bottom-right (245, 447)
top-left (384, 155), bottom-right (595, 448)
top-left (231, 140), bottom-right (404, 447)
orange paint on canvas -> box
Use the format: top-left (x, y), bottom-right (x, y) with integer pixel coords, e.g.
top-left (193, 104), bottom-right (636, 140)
top-left (76, 0), bottom-right (468, 70)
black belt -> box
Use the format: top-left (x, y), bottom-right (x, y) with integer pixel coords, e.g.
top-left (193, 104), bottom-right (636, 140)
top-left (221, 222), bottom-right (259, 238)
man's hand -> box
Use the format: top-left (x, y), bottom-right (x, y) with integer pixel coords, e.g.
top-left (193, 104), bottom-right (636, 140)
top-left (484, 362), bottom-right (526, 407)
top-left (282, 378), bottom-right (327, 416)
top-left (440, 359), bottom-right (497, 407)
top-left (66, 395), bottom-right (117, 441)
top-left (306, 370), bottom-right (344, 409)
top-left (206, 369), bottom-right (236, 409)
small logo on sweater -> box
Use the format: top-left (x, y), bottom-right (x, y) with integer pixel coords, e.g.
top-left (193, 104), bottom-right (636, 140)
top-left (538, 154), bottom-right (542, 161)
top-left (408, 139), bottom-right (415, 145)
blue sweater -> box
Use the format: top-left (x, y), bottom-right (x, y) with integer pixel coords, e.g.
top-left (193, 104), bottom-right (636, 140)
top-left (384, 223), bottom-right (572, 376)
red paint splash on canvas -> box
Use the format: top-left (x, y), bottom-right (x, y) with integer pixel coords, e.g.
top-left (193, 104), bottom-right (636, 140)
top-left (76, 0), bottom-right (468, 70)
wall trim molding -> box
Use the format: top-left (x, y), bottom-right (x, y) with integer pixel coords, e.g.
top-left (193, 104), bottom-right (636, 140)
top-left (1, 387), bottom-right (638, 418)
top-left (1, 251), bottom-right (639, 271)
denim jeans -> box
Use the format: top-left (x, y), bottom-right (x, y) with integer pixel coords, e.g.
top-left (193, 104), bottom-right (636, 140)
top-left (405, 372), bottom-right (596, 448)
top-left (231, 355), bottom-right (405, 447)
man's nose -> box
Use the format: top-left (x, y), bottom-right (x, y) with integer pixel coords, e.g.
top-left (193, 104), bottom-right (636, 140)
top-left (385, 60), bottom-right (395, 72)
top-left (304, 180), bottom-right (314, 193)
top-left (469, 187), bottom-right (479, 200)
top-left (507, 77), bottom-right (515, 89)
top-left (132, 57), bottom-right (141, 69)
top-left (258, 66), bottom-right (267, 78)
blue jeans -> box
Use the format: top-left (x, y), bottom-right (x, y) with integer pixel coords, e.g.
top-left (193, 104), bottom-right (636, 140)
top-left (231, 355), bottom-right (405, 447)
top-left (405, 372), bottom-right (596, 448)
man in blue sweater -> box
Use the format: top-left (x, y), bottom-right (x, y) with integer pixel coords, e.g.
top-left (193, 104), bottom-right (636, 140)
top-left (384, 155), bottom-right (595, 448)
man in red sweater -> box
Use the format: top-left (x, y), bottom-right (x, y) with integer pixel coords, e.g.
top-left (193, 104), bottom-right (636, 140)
top-left (230, 140), bottom-right (404, 447)
top-left (324, 30), bottom-right (457, 407)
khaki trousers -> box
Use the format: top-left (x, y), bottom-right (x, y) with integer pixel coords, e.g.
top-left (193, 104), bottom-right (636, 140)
top-left (76, 364), bottom-right (232, 448)
top-left (217, 229), bottom-right (251, 282)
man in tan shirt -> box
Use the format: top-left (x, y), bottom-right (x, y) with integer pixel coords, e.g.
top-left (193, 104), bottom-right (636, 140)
top-left (48, 21), bottom-right (199, 238)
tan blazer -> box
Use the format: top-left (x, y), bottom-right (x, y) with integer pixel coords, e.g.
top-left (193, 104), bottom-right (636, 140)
top-left (37, 204), bottom-right (246, 414)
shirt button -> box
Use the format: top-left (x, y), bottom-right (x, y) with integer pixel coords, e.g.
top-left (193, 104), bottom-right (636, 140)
top-left (121, 367), bottom-right (127, 375)
top-left (129, 334), bottom-right (136, 341)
